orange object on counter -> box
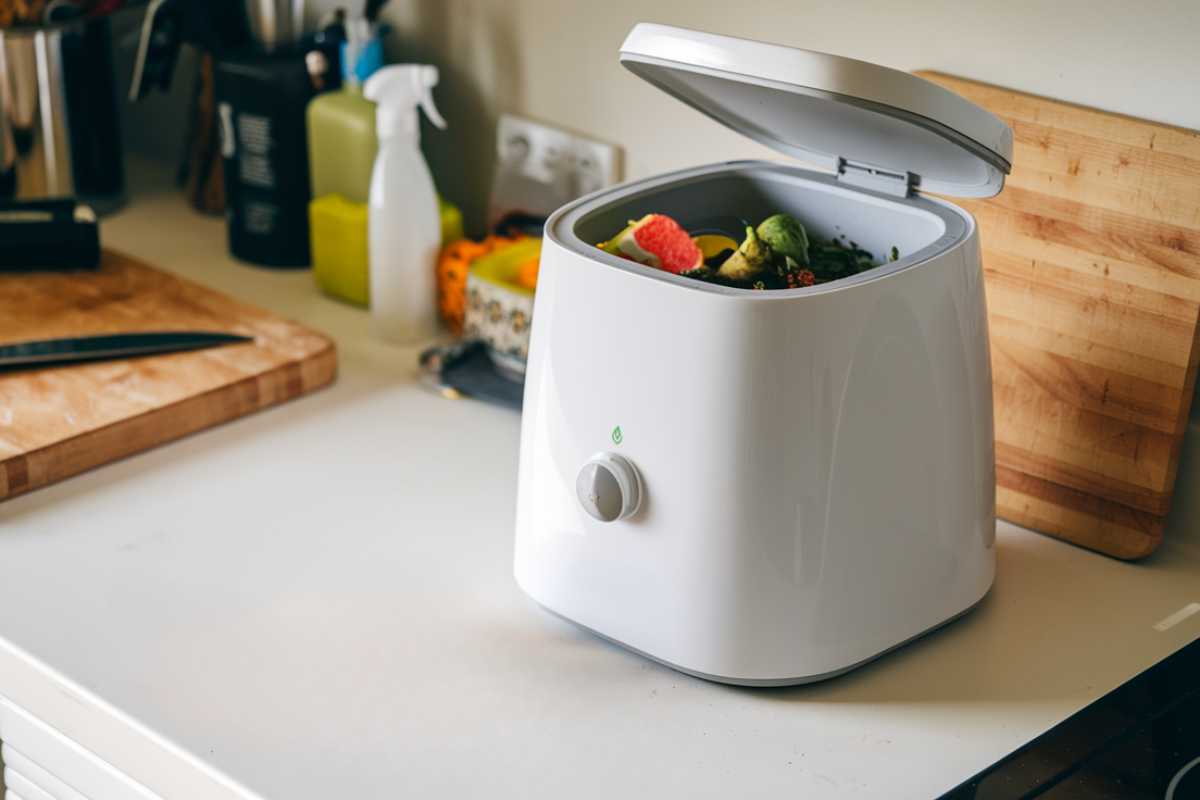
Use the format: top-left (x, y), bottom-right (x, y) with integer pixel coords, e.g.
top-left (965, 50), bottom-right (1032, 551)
top-left (516, 256), bottom-right (539, 291)
top-left (437, 235), bottom-right (523, 335)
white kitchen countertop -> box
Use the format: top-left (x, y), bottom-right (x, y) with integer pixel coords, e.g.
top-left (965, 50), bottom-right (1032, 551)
top-left (0, 161), bottom-right (1198, 799)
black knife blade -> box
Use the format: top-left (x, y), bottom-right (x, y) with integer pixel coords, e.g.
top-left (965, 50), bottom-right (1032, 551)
top-left (0, 331), bottom-right (254, 370)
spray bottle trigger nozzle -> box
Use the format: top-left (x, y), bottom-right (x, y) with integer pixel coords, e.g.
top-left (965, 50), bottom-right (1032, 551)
top-left (418, 72), bottom-right (447, 130)
top-left (365, 63), bottom-right (448, 139)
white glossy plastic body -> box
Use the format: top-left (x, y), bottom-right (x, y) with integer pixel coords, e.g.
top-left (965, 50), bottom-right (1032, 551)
top-left (514, 161), bottom-right (996, 685)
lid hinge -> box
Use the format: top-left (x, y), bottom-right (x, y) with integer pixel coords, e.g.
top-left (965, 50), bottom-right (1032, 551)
top-left (836, 159), bottom-right (914, 198)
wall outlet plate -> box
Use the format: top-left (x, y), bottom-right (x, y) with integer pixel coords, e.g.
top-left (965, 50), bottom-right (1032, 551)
top-left (572, 137), bottom-right (621, 196)
top-left (496, 115), bottom-right (574, 186)
top-left (495, 114), bottom-right (622, 198)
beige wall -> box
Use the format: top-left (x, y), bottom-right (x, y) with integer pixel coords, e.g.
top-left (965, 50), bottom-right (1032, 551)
top-left (324, 0), bottom-right (1199, 234)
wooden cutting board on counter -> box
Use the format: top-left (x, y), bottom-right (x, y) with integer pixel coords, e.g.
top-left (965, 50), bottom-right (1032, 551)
top-left (0, 251), bottom-right (336, 502)
top-left (918, 72), bottom-right (1200, 559)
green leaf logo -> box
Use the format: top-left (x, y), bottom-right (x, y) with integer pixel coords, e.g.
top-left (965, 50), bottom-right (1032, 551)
top-left (611, 425), bottom-right (623, 445)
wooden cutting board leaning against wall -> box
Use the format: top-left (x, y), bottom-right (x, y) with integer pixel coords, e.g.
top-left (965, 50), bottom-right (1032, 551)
top-left (918, 72), bottom-right (1200, 559)
top-left (0, 251), bottom-right (336, 501)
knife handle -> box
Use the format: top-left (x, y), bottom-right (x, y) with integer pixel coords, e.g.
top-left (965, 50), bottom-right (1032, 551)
top-left (0, 199), bottom-right (101, 272)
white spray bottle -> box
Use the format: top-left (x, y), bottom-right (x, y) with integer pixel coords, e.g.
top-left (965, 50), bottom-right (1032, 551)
top-left (364, 65), bottom-right (447, 343)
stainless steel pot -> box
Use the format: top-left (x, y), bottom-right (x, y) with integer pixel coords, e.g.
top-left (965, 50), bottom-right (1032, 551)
top-left (0, 17), bottom-right (125, 210)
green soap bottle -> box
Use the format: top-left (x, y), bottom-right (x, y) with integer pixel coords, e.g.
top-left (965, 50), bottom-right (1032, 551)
top-left (307, 86), bottom-right (378, 204)
top-left (307, 23), bottom-right (382, 303)
top-left (308, 20), bottom-right (384, 201)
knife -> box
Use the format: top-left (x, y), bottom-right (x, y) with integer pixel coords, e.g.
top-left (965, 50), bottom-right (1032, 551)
top-left (0, 331), bottom-right (254, 370)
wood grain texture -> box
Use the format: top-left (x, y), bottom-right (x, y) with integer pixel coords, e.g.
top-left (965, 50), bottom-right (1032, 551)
top-left (0, 251), bottom-right (336, 501)
top-left (918, 72), bottom-right (1200, 559)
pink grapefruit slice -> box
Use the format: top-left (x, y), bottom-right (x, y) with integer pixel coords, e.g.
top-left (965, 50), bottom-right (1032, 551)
top-left (600, 214), bottom-right (703, 274)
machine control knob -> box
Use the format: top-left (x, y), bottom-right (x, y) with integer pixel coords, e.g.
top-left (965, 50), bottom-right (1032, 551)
top-left (576, 452), bottom-right (642, 522)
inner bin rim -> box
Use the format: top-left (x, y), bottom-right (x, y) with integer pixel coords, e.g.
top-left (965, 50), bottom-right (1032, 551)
top-left (546, 160), bottom-right (972, 299)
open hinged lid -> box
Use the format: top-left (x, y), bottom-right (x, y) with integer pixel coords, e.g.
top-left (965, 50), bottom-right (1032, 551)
top-left (619, 24), bottom-right (1012, 198)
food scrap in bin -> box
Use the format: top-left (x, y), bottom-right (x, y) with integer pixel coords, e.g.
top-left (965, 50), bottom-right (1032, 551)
top-left (598, 214), bottom-right (705, 275)
top-left (597, 212), bottom-right (890, 290)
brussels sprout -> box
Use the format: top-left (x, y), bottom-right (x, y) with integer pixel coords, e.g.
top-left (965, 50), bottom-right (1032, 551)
top-left (717, 225), bottom-right (770, 283)
top-left (756, 213), bottom-right (809, 266)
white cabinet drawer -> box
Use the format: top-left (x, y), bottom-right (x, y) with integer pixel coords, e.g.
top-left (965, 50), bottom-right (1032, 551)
top-left (0, 696), bottom-right (160, 800)
top-left (4, 743), bottom-right (89, 800)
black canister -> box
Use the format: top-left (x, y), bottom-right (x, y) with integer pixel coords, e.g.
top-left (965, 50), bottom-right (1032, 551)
top-left (215, 50), bottom-right (314, 268)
